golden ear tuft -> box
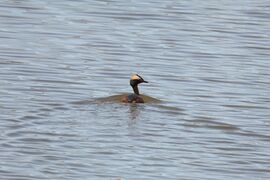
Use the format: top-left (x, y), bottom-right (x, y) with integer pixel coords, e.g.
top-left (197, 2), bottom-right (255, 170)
top-left (130, 74), bottom-right (141, 80)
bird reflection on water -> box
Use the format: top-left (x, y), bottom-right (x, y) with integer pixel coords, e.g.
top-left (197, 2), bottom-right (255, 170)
top-left (128, 104), bottom-right (142, 123)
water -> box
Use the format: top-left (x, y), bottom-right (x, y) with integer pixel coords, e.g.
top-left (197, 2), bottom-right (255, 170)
top-left (1, 0), bottom-right (270, 179)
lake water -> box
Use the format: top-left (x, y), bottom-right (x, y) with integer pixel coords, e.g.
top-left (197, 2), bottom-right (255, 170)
top-left (1, 0), bottom-right (270, 179)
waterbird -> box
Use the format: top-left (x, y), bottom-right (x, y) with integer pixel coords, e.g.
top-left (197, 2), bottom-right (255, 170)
top-left (122, 74), bottom-right (148, 103)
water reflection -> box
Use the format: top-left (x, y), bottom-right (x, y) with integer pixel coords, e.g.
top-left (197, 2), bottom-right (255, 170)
top-left (127, 104), bottom-right (142, 122)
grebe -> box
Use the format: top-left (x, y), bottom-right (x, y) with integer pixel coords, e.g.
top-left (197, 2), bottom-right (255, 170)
top-left (122, 74), bottom-right (148, 103)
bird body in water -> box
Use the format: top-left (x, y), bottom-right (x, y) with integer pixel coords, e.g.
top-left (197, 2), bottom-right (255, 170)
top-left (122, 74), bottom-right (148, 103)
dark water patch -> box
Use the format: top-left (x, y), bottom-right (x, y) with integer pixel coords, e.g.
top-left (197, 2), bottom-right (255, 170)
top-left (38, 108), bottom-right (53, 112)
top-left (232, 130), bottom-right (270, 140)
top-left (16, 137), bottom-right (59, 144)
top-left (7, 130), bottom-right (77, 139)
top-left (0, 175), bottom-right (45, 180)
top-left (200, 78), bottom-right (253, 86)
top-left (2, 123), bottom-right (25, 131)
top-left (28, 87), bottom-right (84, 95)
top-left (185, 117), bottom-right (240, 131)
top-left (42, 103), bottom-right (63, 107)
top-left (207, 139), bottom-right (238, 145)
top-left (0, 54), bottom-right (37, 59)
top-left (26, 30), bottom-right (76, 37)
top-left (0, 14), bottom-right (33, 20)
top-left (84, 11), bottom-right (164, 21)
top-left (14, 69), bottom-right (62, 75)
top-left (223, 104), bottom-right (270, 110)
top-left (239, 34), bottom-right (269, 39)
top-left (239, 45), bottom-right (270, 51)
top-left (0, 3), bottom-right (43, 10)
top-left (15, 148), bottom-right (47, 156)
top-left (20, 115), bottom-right (41, 120)
top-left (92, 71), bottom-right (124, 78)
top-left (0, 36), bottom-right (16, 39)
top-left (0, 60), bottom-right (24, 65)
top-left (215, 147), bottom-right (255, 152)
top-left (31, 79), bottom-right (86, 85)
top-left (149, 104), bottom-right (186, 116)
top-left (50, 106), bottom-right (69, 111)
top-left (244, 10), bottom-right (270, 18)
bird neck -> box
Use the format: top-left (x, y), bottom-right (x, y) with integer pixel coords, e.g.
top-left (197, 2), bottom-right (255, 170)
top-left (132, 85), bottom-right (140, 95)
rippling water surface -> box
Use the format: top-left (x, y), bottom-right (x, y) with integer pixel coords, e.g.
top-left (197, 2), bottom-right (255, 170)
top-left (1, 1), bottom-right (270, 179)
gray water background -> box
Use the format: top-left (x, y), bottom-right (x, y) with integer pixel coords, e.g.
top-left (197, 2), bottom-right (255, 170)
top-left (1, 0), bottom-right (270, 179)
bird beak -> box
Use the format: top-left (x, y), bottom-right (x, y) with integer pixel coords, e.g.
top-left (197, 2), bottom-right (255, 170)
top-left (143, 80), bottom-right (148, 83)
